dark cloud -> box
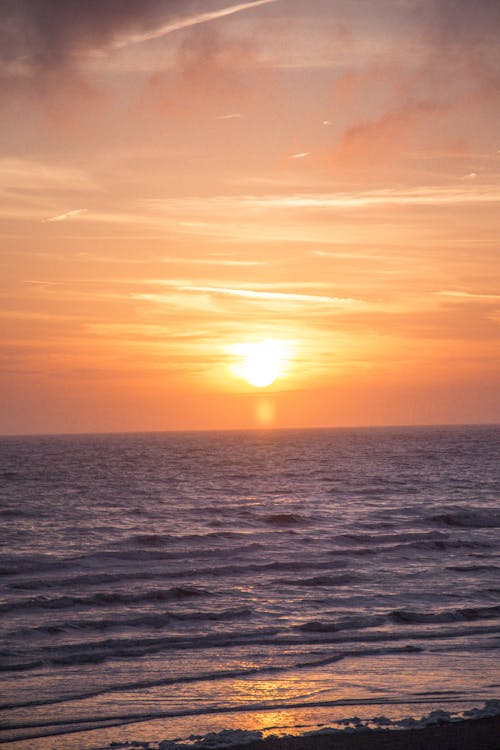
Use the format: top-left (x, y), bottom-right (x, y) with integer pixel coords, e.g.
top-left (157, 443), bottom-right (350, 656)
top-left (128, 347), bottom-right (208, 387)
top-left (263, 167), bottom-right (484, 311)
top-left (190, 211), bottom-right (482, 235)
top-left (0, 0), bottom-right (190, 77)
top-left (422, 0), bottom-right (500, 98)
top-left (425, 0), bottom-right (500, 43)
top-left (148, 23), bottom-right (266, 117)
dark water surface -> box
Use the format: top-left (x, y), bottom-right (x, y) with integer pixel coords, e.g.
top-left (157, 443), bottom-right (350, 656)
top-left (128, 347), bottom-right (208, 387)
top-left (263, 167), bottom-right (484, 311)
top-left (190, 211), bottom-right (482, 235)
top-left (0, 425), bottom-right (499, 748)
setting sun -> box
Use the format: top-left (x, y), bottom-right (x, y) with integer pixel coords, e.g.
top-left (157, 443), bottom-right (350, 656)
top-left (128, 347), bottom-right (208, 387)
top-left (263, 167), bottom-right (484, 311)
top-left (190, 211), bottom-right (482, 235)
top-left (231, 339), bottom-right (290, 388)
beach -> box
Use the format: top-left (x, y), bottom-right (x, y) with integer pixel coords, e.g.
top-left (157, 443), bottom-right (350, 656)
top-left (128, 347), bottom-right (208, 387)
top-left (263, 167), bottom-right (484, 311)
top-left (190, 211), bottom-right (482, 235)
top-left (4, 710), bottom-right (500, 750)
top-left (187, 716), bottom-right (500, 750)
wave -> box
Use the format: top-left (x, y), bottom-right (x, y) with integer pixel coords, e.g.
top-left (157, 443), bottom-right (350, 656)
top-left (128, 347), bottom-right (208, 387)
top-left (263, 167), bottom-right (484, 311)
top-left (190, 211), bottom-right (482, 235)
top-left (7, 571), bottom-right (146, 591)
top-left (109, 530), bottom-right (247, 548)
top-left (275, 573), bottom-right (357, 587)
top-left (6, 558), bottom-right (349, 593)
top-left (324, 536), bottom-right (494, 560)
top-left (390, 604), bottom-right (500, 625)
top-left (81, 541), bottom-right (264, 565)
top-left (0, 470), bottom-right (27, 481)
top-left (299, 604), bottom-right (500, 633)
top-left (336, 530), bottom-right (448, 545)
top-left (412, 538), bottom-right (495, 551)
top-left (0, 554), bottom-right (69, 577)
top-left (446, 564), bottom-right (500, 573)
top-left (298, 615), bottom-right (385, 633)
top-left (4, 687), bottom-right (499, 747)
top-left (8, 606), bottom-right (253, 637)
top-left (385, 538), bottom-right (495, 554)
top-left (8, 600), bottom-right (499, 662)
top-left (262, 513), bottom-right (309, 526)
top-left (4, 615), bottom-right (498, 674)
top-left (0, 585), bottom-right (211, 614)
top-left (2, 526), bottom-right (493, 588)
top-left (428, 509), bottom-right (500, 529)
top-left (0, 625), bottom-right (281, 672)
top-left (326, 530), bottom-right (482, 556)
top-left (0, 507), bottom-right (33, 518)
top-left (1, 540), bottom-right (267, 579)
top-left (0, 642), bottom-right (427, 712)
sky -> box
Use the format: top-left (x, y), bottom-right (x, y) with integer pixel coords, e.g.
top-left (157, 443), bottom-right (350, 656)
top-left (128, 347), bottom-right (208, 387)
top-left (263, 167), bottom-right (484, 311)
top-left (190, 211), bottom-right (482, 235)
top-left (1, 0), bottom-right (499, 434)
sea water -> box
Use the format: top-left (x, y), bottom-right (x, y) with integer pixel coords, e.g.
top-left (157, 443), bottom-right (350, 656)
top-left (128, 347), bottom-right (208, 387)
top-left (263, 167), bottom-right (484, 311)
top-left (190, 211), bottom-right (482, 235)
top-left (0, 425), bottom-right (499, 748)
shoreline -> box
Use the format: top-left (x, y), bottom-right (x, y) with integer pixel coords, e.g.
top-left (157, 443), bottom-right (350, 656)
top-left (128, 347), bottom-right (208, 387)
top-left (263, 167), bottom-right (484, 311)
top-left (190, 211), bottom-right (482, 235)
top-left (5, 705), bottom-right (500, 750)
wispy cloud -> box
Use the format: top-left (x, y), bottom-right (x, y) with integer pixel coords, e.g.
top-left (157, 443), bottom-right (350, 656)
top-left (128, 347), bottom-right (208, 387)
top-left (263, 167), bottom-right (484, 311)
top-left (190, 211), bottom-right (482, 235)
top-left (25, 182), bottom-right (495, 243)
top-left (43, 208), bottom-right (88, 223)
top-left (312, 249), bottom-right (395, 261)
top-left (0, 159), bottom-right (96, 192)
top-left (1, 0), bottom-right (277, 92)
top-left (142, 185), bottom-right (500, 220)
top-left (215, 113), bottom-right (244, 120)
top-left (136, 280), bottom-right (361, 308)
top-left (161, 256), bottom-right (266, 267)
top-left (436, 290), bottom-right (500, 301)
top-left (178, 284), bottom-right (357, 305)
top-left (116, 1), bottom-right (278, 48)
top-left (242, 186), bottom-right (500, 209)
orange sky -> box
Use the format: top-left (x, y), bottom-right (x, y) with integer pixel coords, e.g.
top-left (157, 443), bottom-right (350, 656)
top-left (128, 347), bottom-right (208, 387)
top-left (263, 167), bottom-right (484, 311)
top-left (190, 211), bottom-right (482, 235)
top-left (1, 0), bottom-right (499, 434)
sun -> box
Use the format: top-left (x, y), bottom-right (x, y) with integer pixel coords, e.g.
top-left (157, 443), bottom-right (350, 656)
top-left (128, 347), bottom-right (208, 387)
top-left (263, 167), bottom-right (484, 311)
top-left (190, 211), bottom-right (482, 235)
top-left (231, 339), bottom-right (289, 388)
top-left (242, 340), bottom-right (281, 387)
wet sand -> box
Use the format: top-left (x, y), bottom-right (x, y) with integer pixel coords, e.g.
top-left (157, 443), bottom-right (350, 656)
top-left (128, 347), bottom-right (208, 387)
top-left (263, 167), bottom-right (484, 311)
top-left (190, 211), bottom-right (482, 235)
top-left (218, 716), bottom-right (500, 750)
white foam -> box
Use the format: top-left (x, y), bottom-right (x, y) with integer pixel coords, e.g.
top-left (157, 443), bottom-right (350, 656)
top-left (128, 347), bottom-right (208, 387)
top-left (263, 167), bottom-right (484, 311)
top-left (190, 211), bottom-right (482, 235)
top-left (150, 701), bottom-right (500, 749)
top-left (159, 729), bottom-right (263, 748)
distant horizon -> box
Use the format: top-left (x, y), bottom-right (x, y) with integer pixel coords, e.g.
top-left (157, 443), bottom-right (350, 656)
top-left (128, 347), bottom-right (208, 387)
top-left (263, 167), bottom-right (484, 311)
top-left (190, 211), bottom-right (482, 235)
top-left (1, 420), bottom-right (498, 440)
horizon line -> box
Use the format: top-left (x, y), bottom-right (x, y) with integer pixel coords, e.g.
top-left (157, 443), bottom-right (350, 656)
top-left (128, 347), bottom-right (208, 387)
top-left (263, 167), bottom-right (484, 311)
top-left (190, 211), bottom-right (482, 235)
top-left (0, 422), bottom-right (498, 440)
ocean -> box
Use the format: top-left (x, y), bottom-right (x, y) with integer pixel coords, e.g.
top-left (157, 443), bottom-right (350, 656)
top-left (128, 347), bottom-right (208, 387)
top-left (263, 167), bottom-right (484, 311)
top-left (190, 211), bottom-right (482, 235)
top-left (0, 425), bottom-right (499, 749)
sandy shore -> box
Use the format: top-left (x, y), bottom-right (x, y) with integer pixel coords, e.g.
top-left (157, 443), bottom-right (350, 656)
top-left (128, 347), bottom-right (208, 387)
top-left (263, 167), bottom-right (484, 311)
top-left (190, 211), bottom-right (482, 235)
top-left (205, 716), bottom-right (500, 750)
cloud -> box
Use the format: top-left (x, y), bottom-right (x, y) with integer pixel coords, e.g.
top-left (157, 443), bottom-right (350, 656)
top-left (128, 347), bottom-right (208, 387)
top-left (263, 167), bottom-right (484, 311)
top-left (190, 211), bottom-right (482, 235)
top-left (323, 57), bottom-right (460, 178)
top-left (147, 20), bottom-right (269, 116)
top-left (0, 158), bottom-right (96, 192)
top-left (329, 101), bottom-right (437, 172)
top-left (312, 249), bottom-right (392, 261)
top-left (136, 280), bottom-right (362, 309)
top-left (215, 113), bottom-right (244, 120)
top-left (177, 284), bottom-right (358, 305)
top-left (0, 0), bottom-right (276, 91)
top-left (161, 256), bottom-right (266, 266)
top-left (241, 186), bottom-right (500, 209)
top-left (318, 2), bottom-right (500, 180)
top-left (115, 1), bottom-right (277, 48)
top-left (423, 1), bottom-right (500, 102)
top-left (424, 0), bottom-right (500, 46)
top-left (43, 208), bottom-right (88, 223)
top-left (1, 0), bottom-right (170, 77)
top-left (436, 290), bottom-right (500, 301)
